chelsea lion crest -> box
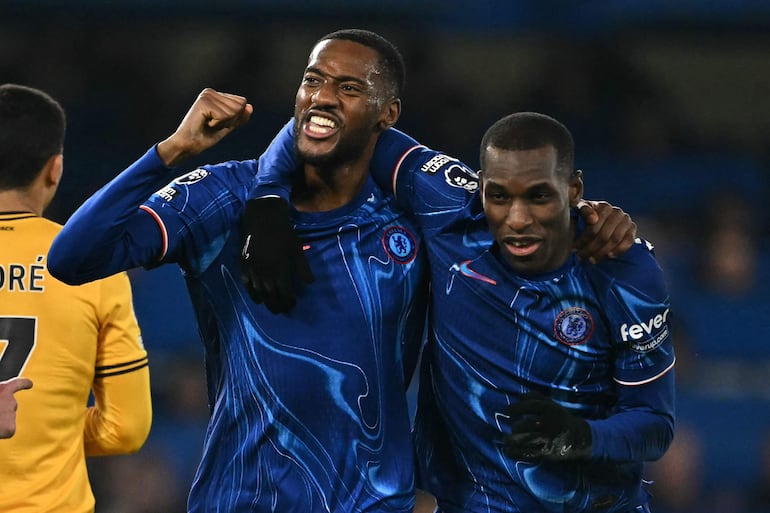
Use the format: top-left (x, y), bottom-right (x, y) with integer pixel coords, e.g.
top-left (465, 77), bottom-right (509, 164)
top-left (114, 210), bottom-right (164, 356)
top-left (554, 307), bottom-right (594, 346)
top-left (382, 226), bottom-right (417, 264)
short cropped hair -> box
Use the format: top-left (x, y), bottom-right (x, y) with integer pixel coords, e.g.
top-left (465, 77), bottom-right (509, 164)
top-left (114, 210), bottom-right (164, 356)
top-left (318, 29), bottom-right (406, 100)
top-left (480, 112), bottom-right (574, 178)
top-left (0, 84), bottom-right (66, 190)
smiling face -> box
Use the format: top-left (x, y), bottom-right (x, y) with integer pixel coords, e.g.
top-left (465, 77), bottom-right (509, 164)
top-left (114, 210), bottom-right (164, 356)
top-left (293, 38), bottom-right (399, 168)
top-left (480, 144), bottom-right (582, 274)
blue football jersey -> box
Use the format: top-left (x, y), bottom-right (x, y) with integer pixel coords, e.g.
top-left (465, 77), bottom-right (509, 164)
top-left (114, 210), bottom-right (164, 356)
top-left (57, 148), bottom-right (429, 513)
top-left (243, 123), bottom-right (676, 513)
top-left (378, 139), bottom-right (675, 513)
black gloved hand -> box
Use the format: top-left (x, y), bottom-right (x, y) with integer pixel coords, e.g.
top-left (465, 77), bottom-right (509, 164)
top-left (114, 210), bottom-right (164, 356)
top-left (239, 197), bottom-right (314, 314)
top-left (503, 393), bottom-right (592, 461)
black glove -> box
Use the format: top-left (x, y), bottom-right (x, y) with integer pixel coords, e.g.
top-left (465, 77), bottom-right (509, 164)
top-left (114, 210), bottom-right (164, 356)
top-left (502, 393), bottom-right (592, 461)
top-left (239, 197), bottom-right (314, 314)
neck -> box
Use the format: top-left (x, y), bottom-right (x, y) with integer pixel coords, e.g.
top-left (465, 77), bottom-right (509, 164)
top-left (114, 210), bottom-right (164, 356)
top-left (0, 190), bottom-right (44, 216)
top-left (292, 165), bottom-right (369, 212)
top-left (291, 133), bottom-right (381, 212)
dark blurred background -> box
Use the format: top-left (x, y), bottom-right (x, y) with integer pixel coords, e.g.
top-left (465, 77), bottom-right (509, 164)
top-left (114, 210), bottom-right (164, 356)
top-left (3, 1), bottom-right (770, 512)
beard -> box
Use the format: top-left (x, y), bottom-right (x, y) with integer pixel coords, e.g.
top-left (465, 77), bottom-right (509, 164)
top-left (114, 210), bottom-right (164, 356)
top-left (293, 117), bottom-right (375, 170)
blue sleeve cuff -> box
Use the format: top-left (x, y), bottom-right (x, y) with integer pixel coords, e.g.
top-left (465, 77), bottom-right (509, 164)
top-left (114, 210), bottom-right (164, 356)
top-left (149, 144), bottom-right (174, 170)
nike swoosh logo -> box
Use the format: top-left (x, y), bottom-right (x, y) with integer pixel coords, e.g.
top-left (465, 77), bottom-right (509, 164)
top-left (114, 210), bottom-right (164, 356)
top-left (458, 260), bottom-right (497, 285)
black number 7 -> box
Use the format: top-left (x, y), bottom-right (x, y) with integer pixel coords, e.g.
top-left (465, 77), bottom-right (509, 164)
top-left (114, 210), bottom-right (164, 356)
top-left (0, 317), bottom-right (37, 381)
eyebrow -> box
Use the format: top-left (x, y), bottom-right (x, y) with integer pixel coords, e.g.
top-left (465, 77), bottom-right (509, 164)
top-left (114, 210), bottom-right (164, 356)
top-left (304, 66), bottom-right (369, 87)
top-left (484, 181), bottom-right (506, 190)
top-left (484, 179), bottom-right (556, 191)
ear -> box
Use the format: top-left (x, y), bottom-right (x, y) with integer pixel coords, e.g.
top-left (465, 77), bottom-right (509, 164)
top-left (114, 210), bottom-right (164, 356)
top-left (41, 154), bottom-right (63, 186)
top-left (377, 98), bottom-right (401, 131)
top-left (568, 169), bottom-right (584, 208)
top-left (34, 154), bottom-right (63, 214)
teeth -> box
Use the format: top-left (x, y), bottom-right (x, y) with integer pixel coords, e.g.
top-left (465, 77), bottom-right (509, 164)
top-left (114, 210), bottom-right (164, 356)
top-left (309, 115), bottom-right (336, 128)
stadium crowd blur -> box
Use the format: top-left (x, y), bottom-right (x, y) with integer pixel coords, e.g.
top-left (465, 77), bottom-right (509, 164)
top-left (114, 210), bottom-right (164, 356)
top-left (3, 1), bottom-right (770, 511)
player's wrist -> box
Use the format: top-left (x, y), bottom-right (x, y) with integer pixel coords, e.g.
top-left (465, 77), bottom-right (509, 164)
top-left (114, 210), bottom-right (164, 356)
top-left (156, 137), bottom-right (193, 168)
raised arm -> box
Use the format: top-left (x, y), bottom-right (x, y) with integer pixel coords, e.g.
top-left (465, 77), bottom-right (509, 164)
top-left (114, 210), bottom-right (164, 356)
top-left (48, 89), bottom-right (252, 285)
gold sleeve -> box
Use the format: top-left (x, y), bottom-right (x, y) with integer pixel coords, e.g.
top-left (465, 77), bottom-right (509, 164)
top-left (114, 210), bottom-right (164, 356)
top-left (84, 271), bottom-right (152, 456)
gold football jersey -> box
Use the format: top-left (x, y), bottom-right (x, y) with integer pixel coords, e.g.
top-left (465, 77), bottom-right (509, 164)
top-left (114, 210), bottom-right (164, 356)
top-left (0, 212), bottom-right (151, 513)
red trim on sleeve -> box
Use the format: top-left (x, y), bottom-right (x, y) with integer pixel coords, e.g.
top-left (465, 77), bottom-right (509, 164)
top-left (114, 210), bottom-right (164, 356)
top-left (392, 145), bottom-right (423, 200)
top-left (139, 205), bottom-right (168, 261)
